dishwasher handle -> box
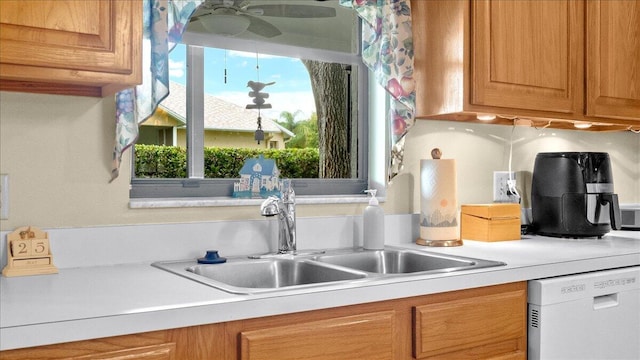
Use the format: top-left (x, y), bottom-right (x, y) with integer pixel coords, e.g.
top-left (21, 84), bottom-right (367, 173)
top-left (593, 293), bottom-right (619, 310)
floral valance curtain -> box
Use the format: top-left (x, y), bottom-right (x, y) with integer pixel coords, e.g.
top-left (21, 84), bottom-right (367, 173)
top-left (340, 0), bottom-right (415, 181)
top-left (111, 0), bottom-right (201, 181)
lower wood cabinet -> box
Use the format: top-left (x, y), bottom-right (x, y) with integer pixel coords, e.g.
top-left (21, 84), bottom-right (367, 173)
top-left (0, 332), bottom-right (178, 360)
top-left (413, 282), bottom-right (527, 359)
top-left (0, 325), bottom-right (226, 360)
top-left (236, 311), bottom-right (396, 360)
top-left (0, 282), bottom-right (526, 360)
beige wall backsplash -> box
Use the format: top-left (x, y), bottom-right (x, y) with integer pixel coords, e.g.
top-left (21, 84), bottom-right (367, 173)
top-left (1, 91), bottom-right (638, 230)
top-left (395, 120), bottom-right (639, 215)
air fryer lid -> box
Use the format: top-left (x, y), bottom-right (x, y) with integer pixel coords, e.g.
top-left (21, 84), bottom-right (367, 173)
top-left (535, 152), bottom-right (613, 187)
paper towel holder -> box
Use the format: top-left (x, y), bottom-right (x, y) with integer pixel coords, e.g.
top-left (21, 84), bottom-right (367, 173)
top-left (416, 148), bottom-right (463, 247)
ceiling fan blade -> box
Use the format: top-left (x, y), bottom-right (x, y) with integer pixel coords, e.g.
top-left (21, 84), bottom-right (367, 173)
top-left (245, 4), bottom-right (336, 18)
top-left (244, 14), bottom-right (282, 38)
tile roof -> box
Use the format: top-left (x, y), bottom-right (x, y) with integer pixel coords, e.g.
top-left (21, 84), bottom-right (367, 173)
top-left (159, 81), bottom-right (293, 137)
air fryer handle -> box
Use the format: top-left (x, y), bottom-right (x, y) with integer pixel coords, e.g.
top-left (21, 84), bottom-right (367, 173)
top-left (601, 193), bottom-right (621, 230)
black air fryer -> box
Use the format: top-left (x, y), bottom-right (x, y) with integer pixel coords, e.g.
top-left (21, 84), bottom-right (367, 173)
top-left (531, 152), bottom-right (621, 238)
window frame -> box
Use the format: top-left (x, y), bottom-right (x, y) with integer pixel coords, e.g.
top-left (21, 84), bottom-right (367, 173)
top-left (130, 21), bottom-right (372, 199)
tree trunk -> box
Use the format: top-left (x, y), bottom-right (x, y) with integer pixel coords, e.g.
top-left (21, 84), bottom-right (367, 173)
top-left (301, 60), bottom-right (350, 178)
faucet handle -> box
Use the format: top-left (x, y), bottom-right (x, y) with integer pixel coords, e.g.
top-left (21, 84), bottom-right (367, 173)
top-left (261, 196), bottom-right (281, 216)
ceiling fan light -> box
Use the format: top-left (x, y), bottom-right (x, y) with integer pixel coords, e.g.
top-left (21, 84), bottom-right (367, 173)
top-left (200, 14), bottom-right (250, 36)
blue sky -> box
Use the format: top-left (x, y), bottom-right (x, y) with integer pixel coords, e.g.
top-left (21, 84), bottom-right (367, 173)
top-left (169, 44), bottom-right (316, 121)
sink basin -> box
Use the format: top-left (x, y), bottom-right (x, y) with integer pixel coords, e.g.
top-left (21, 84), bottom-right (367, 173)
top-left (312, 248), bottom-right (504, 275)
top-left (152, 247), bottom-right (505, 294)
top-left (153, 258), bottom-right (367, 294)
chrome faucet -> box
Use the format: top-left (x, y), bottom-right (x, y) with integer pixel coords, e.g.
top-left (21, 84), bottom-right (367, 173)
top-left (260, 180), bottom-right (296, 254)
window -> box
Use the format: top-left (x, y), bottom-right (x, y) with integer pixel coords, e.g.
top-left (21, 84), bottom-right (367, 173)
top-left (131, 2), bottom-right (372, 199)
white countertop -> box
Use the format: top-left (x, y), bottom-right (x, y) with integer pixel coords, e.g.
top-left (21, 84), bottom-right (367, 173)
top-left (1, 231), bottom-right (639, 351)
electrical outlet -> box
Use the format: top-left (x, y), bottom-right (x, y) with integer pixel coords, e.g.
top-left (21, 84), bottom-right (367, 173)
top-left (493, 171), bottom-right (519, 203)
top-left (0, 174), bottom-right (8, 220)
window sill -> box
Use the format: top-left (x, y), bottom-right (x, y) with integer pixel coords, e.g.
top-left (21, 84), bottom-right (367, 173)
top-left (129, 195), bottom-right (377, 209)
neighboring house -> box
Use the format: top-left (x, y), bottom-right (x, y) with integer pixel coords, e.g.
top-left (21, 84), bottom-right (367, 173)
top-left (139, 81), bottom-right (294, 149)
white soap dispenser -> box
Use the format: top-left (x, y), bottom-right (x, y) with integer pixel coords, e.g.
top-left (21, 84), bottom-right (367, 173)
top-left (363, 189), bottom-right (385, 250)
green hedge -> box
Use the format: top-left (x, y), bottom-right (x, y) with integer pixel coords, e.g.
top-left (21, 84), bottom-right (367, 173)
top-left (134, 145), bottom-right (319, 179)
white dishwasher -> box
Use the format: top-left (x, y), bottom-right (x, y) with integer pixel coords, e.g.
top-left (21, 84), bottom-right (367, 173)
top-left (528, 266), bottom-right (640, 360)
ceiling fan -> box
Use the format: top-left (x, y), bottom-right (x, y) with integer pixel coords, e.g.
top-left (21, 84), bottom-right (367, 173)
top-left (190, 0), bottom-right (337, 38)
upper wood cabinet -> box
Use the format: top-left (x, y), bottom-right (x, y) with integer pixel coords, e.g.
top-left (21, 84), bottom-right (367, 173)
top-left (412, 0), bottom-right (640, 131)
top-left (472, 0), bottom-right (583, 115)
top-left (0, 0), bottom-right (142, 97)
top-left (586, 0), bottom-right (640, 121)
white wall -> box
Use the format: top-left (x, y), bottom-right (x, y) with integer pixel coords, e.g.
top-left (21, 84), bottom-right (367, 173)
top-left (1, 91), bottom-right (638, 230)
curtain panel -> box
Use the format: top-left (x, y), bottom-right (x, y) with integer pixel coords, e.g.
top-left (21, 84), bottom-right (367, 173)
top-left (111, 0), bottom-right (201, 181)
top-left (340, 0), bottom-right (416, 181)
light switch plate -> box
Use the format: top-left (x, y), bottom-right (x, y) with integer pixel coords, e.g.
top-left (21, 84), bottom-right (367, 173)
top-left (0, 174), bottom-right (8, 220)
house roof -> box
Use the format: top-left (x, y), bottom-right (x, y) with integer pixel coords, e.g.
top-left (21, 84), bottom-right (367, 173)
top-left (158, 82), bottom-right (293, 137)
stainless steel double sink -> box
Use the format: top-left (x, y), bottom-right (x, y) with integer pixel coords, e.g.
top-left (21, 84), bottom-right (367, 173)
top-left (152, 247), bottom-right (505, 294)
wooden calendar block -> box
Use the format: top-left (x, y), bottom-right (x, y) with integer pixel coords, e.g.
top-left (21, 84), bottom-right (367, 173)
top-left (31, 239), bottom-right (50, 256)
top-left (11, 239), bottom-right (33, 258)
top-left (2, 226), bottom-right (57, 277)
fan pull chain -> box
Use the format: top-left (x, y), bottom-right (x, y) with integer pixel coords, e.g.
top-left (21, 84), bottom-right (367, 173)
top-left (255, 53), bottom-right (260, 83)
top-left (255, 53), bottom-right (261, 118)
top-left (224, 50), bottom-right (227, 84)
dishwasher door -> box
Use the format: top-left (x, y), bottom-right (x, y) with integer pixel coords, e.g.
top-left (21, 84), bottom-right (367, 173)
top-left (528, 266), bottom-right (640, 360)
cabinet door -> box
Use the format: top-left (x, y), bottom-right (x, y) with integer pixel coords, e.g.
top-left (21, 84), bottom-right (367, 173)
top-left (0, 0), bottom-right (141, 96)
top-left (413, 282), bottom-right (527, 359)
top-left (238, 311), bottom-right (395, 360)
top-left (586, 0), bottom-right (640, 121)
top-left (0, 333), bottom-right (176, 360)
top-left (0, 324), bottom-right (227, 360)
top-left (472, 0), bottom-right (583, 114)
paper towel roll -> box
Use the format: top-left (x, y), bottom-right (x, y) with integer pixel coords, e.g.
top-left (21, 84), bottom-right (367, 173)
top-left (419, 159), bottom-right (459, 241)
